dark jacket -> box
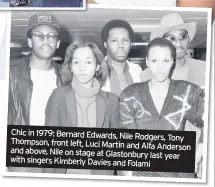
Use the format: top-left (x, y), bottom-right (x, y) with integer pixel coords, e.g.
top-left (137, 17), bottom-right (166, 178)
top-left (7, 54), bottom-right (62, 126)
top-left (120, 79), bottom-right (204, 178)
top-left (43, 85), bottom-right (120, 175)
top-left (45, 85), bottom-right (120, 128)
top-left (120, 79), bottom-right (204, 131)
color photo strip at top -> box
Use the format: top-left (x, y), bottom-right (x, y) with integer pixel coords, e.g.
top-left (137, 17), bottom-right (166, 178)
top-left (0, 0), bottom-right (84, 7)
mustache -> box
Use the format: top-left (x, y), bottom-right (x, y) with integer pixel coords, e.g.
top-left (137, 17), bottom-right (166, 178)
top-left (40, 45), bottom-right (52, 49)
top-left (116, 49), bottom-right (127, 53)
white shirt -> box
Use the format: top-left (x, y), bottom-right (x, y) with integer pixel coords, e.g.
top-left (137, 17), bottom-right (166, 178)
top-left (30, 68), bottom-right (57, 126)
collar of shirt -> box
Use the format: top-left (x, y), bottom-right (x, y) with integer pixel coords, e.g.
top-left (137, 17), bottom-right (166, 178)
top-left (176, 55), bottom-right (191, 70)
top-left (104, 56), bottom-right (134, 95)
top-left (105, 56), bottom-right (130, 73)
top-left (28, 53), bottom-right (60, 75)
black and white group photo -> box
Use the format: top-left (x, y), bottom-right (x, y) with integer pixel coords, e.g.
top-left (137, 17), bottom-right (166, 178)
top-left (5, 5), bottom-right (211, 181)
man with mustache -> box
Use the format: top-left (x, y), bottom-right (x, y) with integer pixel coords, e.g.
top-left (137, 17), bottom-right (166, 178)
top-left (140, 13), bottom-right (206, 88)
top-left (101, 19), bottom-right (142, 96)
top-left (8, 12), bottom-right (62, 128)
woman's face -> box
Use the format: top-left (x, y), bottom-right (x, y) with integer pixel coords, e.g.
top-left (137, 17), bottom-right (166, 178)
top-left (71, 46), bottom-right (99, 86)
top-left (146, 46), bottom-right (173, 82)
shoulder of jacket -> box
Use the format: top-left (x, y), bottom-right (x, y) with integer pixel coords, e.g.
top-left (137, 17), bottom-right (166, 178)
top-left (187, 57), bottom-right (206, 67)
top-left (172, 79), bottom-right (202, 96)
top-left (99, 90), bottom-right (119, 100)
top-left (173, 79), bottom-right (199, 87)
top-left (10, 56), bottom-right (29, 67)
top-left (52, 85), bottom-right (71, 96)
top-left (121, 82), bottom-right (145, 96)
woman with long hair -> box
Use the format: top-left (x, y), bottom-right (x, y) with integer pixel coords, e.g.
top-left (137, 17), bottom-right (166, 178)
top-left (44, 42), bottom-right (119, 175)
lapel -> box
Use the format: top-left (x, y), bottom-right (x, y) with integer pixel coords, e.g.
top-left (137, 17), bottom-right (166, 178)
top-left (102, 76), bottom-right (111, 92)
top-left (102, 56), bottom-right (111, 92)
top-left (65, 87), bottom-right (107, 128)
top-left (20, 55), bottom-right (32, 125)
top-left (96, 91), bottom-right (107, 128)
top-left (159, 79), bottom-right (174, 117)
top-left (127, 61), bottom-right (139, 83)
top-left (102, 59), bottom-right (134, 92)
top-left (128, 62), bottom-right (134, 81)
top-left (65, 86), bottom-right (78, 127)
top-left (146, 79), bottom-right (174, 117)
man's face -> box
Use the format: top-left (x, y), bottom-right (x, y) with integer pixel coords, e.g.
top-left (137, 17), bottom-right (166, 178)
top-left (104, 27), bottom-right (131, 62)
top-left (163, 29), bottom-right (189, 60)
top-left (28, 25), bottom-right (60, 60)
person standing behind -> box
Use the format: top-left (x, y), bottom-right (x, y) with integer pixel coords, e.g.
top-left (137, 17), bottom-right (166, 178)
top-left (140, 13), bottom-right (206, 88)
top-left (101, 19), bottom-right (142, 96)
top-left (8, 12), bottom-right (62, 127)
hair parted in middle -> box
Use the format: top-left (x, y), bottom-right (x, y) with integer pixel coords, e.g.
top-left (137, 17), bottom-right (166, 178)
top-left (60, 42), bottom-right (109, 86)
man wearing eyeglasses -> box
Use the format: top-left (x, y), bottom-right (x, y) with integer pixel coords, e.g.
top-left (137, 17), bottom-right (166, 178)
top-left (140, 13), bottom-right (206, 88)
top-left (8, 12), bottom-right (62, 129)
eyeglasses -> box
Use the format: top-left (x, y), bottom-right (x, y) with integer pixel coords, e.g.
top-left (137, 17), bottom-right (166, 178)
top-left (31, 31), bottom-right (59, 43)
top-left (164, 33), bottom-right (189, 45)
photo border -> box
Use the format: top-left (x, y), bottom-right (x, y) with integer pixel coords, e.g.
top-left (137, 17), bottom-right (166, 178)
top-left (1, 4), bottom-right (212, 184)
